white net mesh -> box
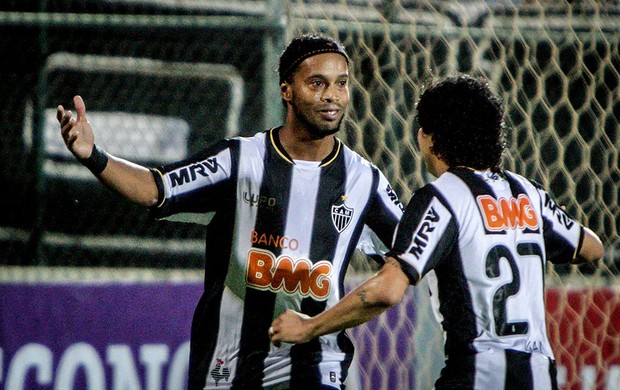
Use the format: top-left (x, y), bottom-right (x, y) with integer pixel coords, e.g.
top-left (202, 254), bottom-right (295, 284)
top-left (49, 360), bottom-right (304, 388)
top-left (286, 1), bottom-right (619, 388)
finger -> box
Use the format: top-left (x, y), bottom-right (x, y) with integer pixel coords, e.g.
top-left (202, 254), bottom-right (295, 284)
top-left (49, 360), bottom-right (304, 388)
top-left (74, 95), bottom-right (87, 122)
top-left (56, 105), bottom-right (65, 123)
top-left (65, 127), bottom-right (79, 145)
top-left (61, 121), bottom-right (80, 147)
top-left (59, 110), bottom-right (73, 128)
top-left (60, 117), bottom-right (75, 137)
top-left (269, 327), bottom-right (282, 348)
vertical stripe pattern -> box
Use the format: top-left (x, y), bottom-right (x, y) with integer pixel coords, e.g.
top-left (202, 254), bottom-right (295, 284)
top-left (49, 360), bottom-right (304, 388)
top-left (289, 152), bottom-right (353, 388)
top-left (152, 130), bottom-right (403, 389)
top-left (505, 350), bottom-right (533, 390)
top-left (187, 140), bottom-right (240, 390)
top-left (232, 136), bottom-right (294, 389)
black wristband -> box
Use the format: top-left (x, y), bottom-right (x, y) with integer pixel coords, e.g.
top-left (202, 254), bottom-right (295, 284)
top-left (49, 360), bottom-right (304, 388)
top-left (78, 144), bottom-right (109, 175)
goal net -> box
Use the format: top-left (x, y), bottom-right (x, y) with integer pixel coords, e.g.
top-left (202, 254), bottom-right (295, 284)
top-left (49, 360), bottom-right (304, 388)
top-left (286, 0), bottom-right (619, 389)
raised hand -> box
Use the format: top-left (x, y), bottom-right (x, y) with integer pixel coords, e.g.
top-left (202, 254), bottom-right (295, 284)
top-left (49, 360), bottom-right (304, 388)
top-left (57, 95), bottom-right (95, 160)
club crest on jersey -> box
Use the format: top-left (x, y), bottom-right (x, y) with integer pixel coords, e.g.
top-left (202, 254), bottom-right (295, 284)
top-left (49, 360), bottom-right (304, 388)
top-left (210, 358), bottom-right (230, 386)
top-left (331, 203), bottom-right (353, 233)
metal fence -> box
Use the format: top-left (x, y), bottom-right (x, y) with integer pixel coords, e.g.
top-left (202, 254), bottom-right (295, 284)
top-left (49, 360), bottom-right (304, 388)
top-left (1, 0), bottom-right (618, 272)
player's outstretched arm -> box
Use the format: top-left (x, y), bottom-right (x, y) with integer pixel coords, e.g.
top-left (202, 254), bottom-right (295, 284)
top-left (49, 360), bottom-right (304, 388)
top-left (57, 95), bottom-right (159, 207)
top-left (573, 227), bottom-right (604, 264)
top-left (269, 257), bottom-right (409, 346)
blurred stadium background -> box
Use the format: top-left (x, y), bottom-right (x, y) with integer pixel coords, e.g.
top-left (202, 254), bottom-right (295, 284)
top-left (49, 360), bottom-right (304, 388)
top-left (0, 0), bottom-right (618, 389)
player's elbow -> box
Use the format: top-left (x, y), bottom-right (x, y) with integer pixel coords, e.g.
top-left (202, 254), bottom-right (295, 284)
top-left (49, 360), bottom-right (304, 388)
top-left (574, 227), bottom-right (604, 264)
top-left (578, 244), bottom-right (604, 263)
top-left (589, 243), bottom-right (605, 262)
top-left (371, 266), bottom-right (408, 307)
top-left (376, 286), bottom-right (405, 308)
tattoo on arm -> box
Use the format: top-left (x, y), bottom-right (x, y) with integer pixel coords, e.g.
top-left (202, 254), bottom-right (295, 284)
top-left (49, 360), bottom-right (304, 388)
top-left (355, 258), bottom-right (402, 308)
top-left (357, 288), bottom-right (369, 306)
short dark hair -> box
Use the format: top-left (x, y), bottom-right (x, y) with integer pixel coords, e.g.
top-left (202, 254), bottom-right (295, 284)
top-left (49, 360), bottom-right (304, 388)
top-left (415, 74), bottom-right (507, 170)
top-left (278, 33), bottom-right (349, 84)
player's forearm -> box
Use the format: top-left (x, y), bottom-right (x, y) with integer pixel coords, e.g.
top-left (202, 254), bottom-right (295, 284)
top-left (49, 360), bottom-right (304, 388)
top-left (97, 155), bottom-right (159, 207)
top-left (306, 284), bottom-right (392, 338)
top-left (306, 258), bottom-right (409, 338)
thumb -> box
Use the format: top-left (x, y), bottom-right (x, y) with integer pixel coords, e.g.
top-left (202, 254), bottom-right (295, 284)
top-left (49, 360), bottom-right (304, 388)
top-left (74, 95), bottom-right (87, 122)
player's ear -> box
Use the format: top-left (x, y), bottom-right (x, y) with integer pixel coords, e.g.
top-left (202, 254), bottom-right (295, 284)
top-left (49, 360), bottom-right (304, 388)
top-left (417, 128), bottom-right (430, 144)
top-left (280, 82), bottom-right (292, 102)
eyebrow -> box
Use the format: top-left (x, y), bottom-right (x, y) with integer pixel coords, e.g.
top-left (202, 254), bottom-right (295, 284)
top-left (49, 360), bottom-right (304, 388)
top-left (306, 73), bottom-right (349, 80)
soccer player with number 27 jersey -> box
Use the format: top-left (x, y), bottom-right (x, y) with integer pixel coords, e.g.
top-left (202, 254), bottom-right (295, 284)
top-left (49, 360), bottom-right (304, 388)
top-left (270, 75), bottom-right (604, 390)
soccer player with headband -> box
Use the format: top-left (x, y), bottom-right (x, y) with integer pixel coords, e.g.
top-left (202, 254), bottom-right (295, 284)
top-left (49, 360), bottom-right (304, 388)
top-left (57, 33), bottom-right (404, 389)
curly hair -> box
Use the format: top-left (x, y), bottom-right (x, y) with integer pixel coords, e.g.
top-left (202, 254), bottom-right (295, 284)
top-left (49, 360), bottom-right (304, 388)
top-left (415, 74), bottom-right (507, 171)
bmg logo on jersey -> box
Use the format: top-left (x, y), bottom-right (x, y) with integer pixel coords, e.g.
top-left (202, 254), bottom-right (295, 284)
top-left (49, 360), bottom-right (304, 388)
top-left (477, 194), bottom-right (539, 232)
top-left (246, 248), bottom-right (332, 300)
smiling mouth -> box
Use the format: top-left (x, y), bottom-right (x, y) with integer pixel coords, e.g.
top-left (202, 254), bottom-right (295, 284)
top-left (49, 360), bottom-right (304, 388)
top-left (320, 109), bottom-right (340, 120)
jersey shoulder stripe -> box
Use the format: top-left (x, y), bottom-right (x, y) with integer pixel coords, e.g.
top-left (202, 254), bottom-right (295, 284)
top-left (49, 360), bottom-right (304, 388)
top-left (388, 184), bottom-right (457, 284)
top-left (502, 170), bottom-right (583, 263)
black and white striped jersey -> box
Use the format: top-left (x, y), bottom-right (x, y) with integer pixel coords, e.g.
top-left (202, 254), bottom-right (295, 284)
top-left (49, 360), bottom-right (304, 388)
top-left (387, 168), bottom-right (583, 389)
top-left (151, 128), bottom-right (403, 389)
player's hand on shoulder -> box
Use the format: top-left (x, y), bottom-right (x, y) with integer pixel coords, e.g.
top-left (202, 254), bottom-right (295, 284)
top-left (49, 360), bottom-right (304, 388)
top-left (57, 95), bottom-right (96, 160)
top-left (269, 310), bottom-right (313, 347)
